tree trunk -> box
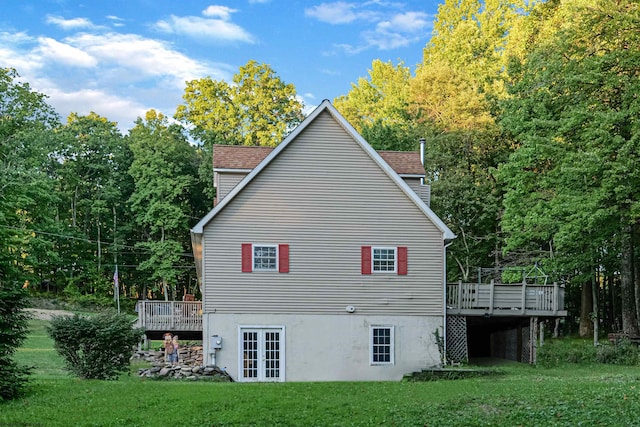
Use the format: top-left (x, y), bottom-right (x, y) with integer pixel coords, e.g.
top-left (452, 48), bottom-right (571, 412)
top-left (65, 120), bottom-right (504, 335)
top-left (161, 226), bottom-right (169, 302)
top-left (592, 273), bottom-right (599, 346)
top-left (634, 225), bottom-right (640, 330)
top-left (620, 226), bottom-right (640, 336)
top-left (579, 280), bottom-right (593, 337)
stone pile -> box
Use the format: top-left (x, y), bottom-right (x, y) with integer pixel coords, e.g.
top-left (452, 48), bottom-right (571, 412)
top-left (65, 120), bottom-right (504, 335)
top-left (133, 345), bottom-right (232, 382)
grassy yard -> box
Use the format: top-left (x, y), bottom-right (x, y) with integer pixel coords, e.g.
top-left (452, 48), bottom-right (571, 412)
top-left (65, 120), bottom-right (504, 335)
top-left (4, 319), bottom-right (640, 426)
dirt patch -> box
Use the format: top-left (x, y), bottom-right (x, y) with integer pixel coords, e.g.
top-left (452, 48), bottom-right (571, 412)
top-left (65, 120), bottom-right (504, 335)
top-left (26, 308), bottom-right (74, 321)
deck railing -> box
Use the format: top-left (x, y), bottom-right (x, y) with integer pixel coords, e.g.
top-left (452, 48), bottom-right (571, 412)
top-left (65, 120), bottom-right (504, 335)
top-left (446, 281), bottom-right (566, 316)
top-left (136, 300), bottom-right (203, 331)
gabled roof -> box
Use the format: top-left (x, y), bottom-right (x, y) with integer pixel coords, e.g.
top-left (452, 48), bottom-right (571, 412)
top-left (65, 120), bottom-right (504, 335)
top-left (193, 100), bottom-right (455, 240)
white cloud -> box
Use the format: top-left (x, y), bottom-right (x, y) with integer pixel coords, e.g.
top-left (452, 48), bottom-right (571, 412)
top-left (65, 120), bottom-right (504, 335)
top-left (304, 2), bottom-right (359, 24)
top-left (202, 5), bottom-right (236, 20)
top-left (154, 8), bottom-right (254, 44)
top-left (378, 11), bottom-right (429, 33)
top-left (106, 15), bottom-right (125, 28)
top-left (0, 32), bottom-right (45, 75)
top-left (306, 2), bottom-right (432, 53)
top-left (44, 86), bottom-right (148, 129)
top-left (45, 15), bottom-right (99, 30)
top-left (66, 32), bottom-right (222, 88)
top-left (364, 11), bottom-right (430, 50)
top-left (37, 37), bottom-right (97, 67)
top-left (0, 27), bottom-right (235, 132)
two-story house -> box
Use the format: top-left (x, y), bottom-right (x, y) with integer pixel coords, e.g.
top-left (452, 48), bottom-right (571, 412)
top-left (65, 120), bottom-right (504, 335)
top-left (191, 100), bottom-right (455, 382)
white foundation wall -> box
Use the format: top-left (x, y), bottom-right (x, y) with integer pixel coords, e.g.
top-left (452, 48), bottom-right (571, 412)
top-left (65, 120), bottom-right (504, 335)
top-left (203, 313), bottom-right (443, 382)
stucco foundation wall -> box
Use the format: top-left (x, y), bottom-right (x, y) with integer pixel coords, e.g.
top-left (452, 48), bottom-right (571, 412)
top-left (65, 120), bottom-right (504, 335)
top-left (203, 313), bottom-right (442, 382)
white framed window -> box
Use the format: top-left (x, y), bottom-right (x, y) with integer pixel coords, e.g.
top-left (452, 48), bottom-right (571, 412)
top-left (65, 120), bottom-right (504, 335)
top-left (253, 245), bottom-right (278, 271)
top-left (372, 247), bottom-right (396, 273)
top-left (370, 325), bottom-right (394, 365)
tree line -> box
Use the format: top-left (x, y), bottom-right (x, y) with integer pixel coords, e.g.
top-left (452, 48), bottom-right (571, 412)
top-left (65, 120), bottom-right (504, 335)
top-left (1, 0), bottom-right (639, 337)
top-left (335, 0), bottom-right (640, 338)
top-left (0, 60), bottom-right (303, 307)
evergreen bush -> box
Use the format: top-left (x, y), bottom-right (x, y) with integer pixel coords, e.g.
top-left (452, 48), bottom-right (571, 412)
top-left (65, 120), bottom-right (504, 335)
top-left (0, 281), bottom-right (31, 401)
top-left (47, 313), bottom-right (144, 380)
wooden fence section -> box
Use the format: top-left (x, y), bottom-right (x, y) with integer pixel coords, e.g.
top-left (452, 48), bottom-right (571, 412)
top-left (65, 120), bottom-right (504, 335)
top-left (446, 281), bottom-right (566, 317)
top-left (137, 301), bottom-right (203, 332)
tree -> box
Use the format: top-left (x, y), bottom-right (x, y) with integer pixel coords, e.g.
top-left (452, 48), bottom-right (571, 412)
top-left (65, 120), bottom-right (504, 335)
top-left (0, 68), bottom-right (60, 286)
top-left (0, 281), bottom-right (30, 400)
top-left (498, 0), bottom-right (640, 335)
top-left (334, 60), bottom-right (412, 133)
top-left (128, 110), bottom-right (198, 300)
top-left (333, 59), bottom-right (425, 152)
top-left (54, 113), bottom-right (130, 297)
top-left (175, 60), bottom-right (304, 199)
top-left (407, 0), bottom-right (528, 280)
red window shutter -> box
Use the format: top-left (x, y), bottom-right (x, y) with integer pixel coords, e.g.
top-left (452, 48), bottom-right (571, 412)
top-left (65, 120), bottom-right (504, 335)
top-left (361, 246), bottom-right (372, 275)
top-left (241, 243), bottom-right (252, 272)
top-left (398, 246), bottom-right (408, 275)
top-left (279, 244), bottom-right (289, 273)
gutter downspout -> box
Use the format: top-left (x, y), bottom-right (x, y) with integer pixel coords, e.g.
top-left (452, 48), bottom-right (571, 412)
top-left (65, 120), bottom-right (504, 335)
top-left (443, 239), bottom-right (454, 365)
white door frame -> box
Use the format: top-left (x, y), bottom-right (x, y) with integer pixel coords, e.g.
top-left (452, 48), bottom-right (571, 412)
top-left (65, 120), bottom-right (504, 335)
top-left (238, 325), bottom-right (286, 382)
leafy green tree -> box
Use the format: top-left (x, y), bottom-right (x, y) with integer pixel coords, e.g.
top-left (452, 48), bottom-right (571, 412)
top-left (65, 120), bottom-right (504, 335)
top-left (408, 0), bottom-right (528, 279)
top-left (498, 0), bottom-right (640, 335)
top-left (0, 68), bottom-right (60, 286)
top-left (175, 60), bottom-right (303, 199)
top-left (128, 110), bottom-right (198, 300)
top-left (48, 313), bottom-right (143, 380)
top-left (55, 113), bottom-right (130, 297)
top-left (334, 60), bottom-right (412, 133)
top-left (0, 281), bottom-right (31, 400)
top-left (333, 59), bottom-right (425, 152)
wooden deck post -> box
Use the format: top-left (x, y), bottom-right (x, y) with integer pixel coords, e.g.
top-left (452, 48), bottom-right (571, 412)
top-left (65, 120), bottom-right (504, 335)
top-left (488, 280), bottom-right (494, 315)
top-left (553, 282), bottom-right (559, 315)
top-left (457, 280), bottom-right (463, 310)
top-left (530, 317), bottom-right (538, 365)
top-left (521, 281), bottom-right (527, 314)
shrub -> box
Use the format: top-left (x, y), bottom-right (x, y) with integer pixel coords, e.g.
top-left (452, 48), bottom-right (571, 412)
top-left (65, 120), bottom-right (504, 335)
top-left (47, 313), bottom-right (144, 380)
top-left (536, 338), bottom-right (597, 367)
top-left (0, 281), bottom-right (31, 401)
top-left (596, 339), bottom-right (640, 366)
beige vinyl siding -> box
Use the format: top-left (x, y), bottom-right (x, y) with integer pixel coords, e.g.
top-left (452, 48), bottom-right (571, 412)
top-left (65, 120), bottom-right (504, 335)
top-left (215, 171), bottom-right (248, 203)
top-left (404, 178), bottom-right (431, 206)
top-left (203, 111), bottom-right (445, 316)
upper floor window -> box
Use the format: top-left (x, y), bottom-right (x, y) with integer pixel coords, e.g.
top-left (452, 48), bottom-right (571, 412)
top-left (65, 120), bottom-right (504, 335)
top-left (253, 245), bottom-right (277, 271)
top-left (361, 246), bottom-right (407, 275)
top-left (242, 243), bottom-right (289, 273)
top-left (373, 247), bottom-right (396, 273)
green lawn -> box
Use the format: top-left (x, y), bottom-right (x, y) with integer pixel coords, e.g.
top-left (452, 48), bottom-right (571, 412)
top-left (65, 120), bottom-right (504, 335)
top-left (4, 319), bottom-right (640, 426)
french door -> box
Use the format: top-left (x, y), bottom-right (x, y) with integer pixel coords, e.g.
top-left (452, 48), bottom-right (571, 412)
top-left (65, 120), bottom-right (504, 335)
top-left (239, 327), bottom-right (284, 382)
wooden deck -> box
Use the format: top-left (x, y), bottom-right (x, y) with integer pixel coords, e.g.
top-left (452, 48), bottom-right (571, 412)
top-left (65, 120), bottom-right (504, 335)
top-left (136, 301), bottom-right (203, 333)
top-left (447, 281), bottom-right (566, 317)
top-left (135, 282), bottom-right (565, 336)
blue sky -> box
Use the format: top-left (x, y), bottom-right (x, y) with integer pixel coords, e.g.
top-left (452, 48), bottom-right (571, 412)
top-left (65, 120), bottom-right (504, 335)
top-left (1, 1), bottom-right (441, 131)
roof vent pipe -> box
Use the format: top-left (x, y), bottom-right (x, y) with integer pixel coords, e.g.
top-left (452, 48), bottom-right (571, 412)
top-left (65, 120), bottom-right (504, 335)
top-left (419, 138), bottom-right (426, 184)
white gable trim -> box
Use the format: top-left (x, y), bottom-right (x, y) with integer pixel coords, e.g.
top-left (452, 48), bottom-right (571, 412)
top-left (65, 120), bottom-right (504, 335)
top-left (192, 100), bottom-right (455, 241)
